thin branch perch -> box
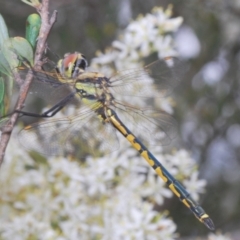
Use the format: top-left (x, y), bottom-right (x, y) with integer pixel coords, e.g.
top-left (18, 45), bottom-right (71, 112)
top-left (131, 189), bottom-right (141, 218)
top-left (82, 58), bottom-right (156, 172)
top-left (0, 0), bottom-right (57, 167)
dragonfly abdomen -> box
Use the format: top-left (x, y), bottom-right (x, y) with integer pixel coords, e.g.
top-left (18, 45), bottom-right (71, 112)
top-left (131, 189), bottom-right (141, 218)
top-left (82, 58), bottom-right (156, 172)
top-left (108, 108), bottom-right (215, 231)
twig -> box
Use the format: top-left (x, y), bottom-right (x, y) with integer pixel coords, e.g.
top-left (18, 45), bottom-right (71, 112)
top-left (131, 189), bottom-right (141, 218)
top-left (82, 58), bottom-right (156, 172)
top-left (0, 0), bottom-right (57, 167)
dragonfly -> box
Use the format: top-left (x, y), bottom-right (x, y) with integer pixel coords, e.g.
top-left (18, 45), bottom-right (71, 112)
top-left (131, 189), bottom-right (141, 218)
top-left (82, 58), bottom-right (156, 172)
top-left (3, 52), bottom-right (215, 230)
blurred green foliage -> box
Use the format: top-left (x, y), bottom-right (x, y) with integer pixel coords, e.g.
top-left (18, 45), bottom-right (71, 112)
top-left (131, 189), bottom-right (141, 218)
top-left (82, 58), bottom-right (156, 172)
top-left (0, 12), bottom-right (33, 118)
top-left (25, 13), bottom-right (41, 48)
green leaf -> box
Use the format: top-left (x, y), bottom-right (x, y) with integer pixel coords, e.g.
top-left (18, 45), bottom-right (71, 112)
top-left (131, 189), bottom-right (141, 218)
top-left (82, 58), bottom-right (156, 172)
top-left (0, 36), bottom-right (33, 88)
top-left (0, 38), bottom-right (33, 117)
top-left (0, 77), bottom-right (6, 116)
top-left (0, 77), bottom-right (4, 103)
top-left (1, 39), bottom-right (20, 71)
top-left (10, 37), bottom-right (34, 66)
top-left (0, 51), bottom-right (12, 76)
top-left (0, 37), bottom-right (34, 70)
top-left (0, 14), bottom-right (9, 47)
top-left (26, 13), bottom-right (41, 48)
top-left (0, 76), bottom-right (11, 118)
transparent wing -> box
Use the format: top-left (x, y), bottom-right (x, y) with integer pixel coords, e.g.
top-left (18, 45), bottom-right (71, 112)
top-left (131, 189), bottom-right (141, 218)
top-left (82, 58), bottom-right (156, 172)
top-left (109, 57), bottom-right (187, 98)
top-left (18, 103), bottom-right (119, 157)
top-left (18, 67), bottom-right (77, 106)
top-left (114, 100), bottom-right (177, 147)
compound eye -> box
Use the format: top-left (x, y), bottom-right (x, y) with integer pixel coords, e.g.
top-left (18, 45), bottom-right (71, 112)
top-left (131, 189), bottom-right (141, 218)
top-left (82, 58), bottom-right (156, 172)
top-left (76, 58), bottom-right (88, 71)
top-left (71, 58), bottom-right (88, 78)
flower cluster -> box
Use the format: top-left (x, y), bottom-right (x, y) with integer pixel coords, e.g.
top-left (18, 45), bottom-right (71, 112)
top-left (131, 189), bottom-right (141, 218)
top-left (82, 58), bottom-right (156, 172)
top-left (0, 5), bottom-right (227, 240)
top-left (0, 137), bottom-right (179, 239)
top-left (91, 6), bottom-right (183, 74)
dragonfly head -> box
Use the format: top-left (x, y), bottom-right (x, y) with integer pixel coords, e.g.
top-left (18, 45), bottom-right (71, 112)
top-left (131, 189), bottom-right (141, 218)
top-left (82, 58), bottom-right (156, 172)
top-left (56, 52), bottom-right (88, 78)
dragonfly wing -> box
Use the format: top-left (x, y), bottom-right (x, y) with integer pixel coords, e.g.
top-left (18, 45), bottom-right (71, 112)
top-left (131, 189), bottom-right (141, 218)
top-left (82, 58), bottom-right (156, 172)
top-left (18, 104), bottom-right (119, 158)
top-left (110, 57), bottom-right (187, 98)
top-left (114, 101), bottom-right (177, 147)
top-left (79, 118), bottom-right (119, 157)
top-left (19, 67), bottom-right (77, 106)
top-left (18, 106), bottom-right (94, 156)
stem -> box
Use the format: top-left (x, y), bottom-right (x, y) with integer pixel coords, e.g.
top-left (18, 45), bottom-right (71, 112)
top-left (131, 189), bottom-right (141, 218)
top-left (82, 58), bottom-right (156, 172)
top-left (0, 0), bottom-right (57, 167)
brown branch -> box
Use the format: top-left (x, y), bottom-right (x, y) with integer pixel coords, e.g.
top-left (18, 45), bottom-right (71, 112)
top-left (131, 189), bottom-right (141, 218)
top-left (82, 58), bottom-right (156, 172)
top-left (0, 0), bottom-right (57, 167)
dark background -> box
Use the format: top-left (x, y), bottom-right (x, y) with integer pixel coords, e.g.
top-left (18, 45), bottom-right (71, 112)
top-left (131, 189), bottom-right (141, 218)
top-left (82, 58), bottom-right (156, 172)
top-left (1, 0), bottom-right (240, 238)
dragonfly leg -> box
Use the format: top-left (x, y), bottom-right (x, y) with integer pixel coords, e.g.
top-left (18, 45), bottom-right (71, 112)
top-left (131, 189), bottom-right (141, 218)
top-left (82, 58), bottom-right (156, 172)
top-left (11, 91), bottom-right (76, 118)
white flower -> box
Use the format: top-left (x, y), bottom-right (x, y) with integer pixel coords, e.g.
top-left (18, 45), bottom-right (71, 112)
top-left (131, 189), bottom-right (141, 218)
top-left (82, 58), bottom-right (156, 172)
top-left (183, 171), bottom-right (207, 201)
top-left (154, 35), bottom-right (178, 58)
top-left (141, 173), bottom-right (173, 205)
top-left (153, 6), bottom-right (183, 33)
top-left (91, 5), bottom-right (183, 74)
top-left (208, 232), bottom-right (232, 240)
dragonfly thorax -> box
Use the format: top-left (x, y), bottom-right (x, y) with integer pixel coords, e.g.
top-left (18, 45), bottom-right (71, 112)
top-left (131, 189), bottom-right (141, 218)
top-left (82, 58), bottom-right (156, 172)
top-left (75, 77), bottom-right (115, 108)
